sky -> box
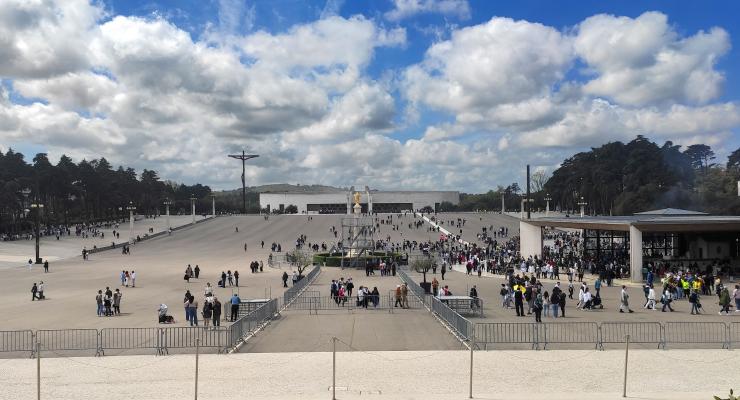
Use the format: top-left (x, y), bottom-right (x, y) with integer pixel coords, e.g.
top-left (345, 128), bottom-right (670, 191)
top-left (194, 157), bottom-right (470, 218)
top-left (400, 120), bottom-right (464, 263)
top-left (1, 0), bottom-right (740, 193)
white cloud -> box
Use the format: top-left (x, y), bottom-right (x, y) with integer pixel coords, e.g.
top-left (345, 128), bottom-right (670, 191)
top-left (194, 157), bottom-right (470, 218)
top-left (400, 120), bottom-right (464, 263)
top-left (575, 12), bottom-right (730, 106)
top-left (0, 0), bottom-right (103, 79)
top-left (403, 17), bottom-right (572, 115)
top-left (385, 0), bottom-right (470, 21)
top-left (0, 2), bottom-right (738, 193)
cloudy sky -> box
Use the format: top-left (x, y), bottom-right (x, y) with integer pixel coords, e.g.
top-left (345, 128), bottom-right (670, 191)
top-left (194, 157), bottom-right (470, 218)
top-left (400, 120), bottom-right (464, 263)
top-left (1, 0), bottom-right (739, 192)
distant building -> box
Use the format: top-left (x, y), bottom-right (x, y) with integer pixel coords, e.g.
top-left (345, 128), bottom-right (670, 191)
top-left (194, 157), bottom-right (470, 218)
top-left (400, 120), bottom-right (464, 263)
top-left (259, 187), bottom-right (459, 214)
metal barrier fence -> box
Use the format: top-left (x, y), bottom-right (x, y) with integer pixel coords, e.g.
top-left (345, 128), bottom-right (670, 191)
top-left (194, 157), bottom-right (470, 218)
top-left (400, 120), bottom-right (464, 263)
top-left (0, 330), bottom-right (35, 356)
top-left (664, 322), bottom-right (729, 349)
top-left (731, 322), bottom-right (740, 349)
top-left (283, 266), bottom-right (322, 307)
top-left (542, 322), bottom-right (599, 350)
top-left (286, 294), bottom-right (423, 314)
top-left (35, 329), bottom-right (102, 356)
top-left (475, 323), bottom-right (540, 350)
top-left (430, 296), bottom-right (473, 341)
top-left (100, 328), bottom-right (163, 355)
top-left (228, 298), bottom-right (279, 350)
top-left (161, 327), bottom-right (230, 353)
top-left (599, 322), bottom-right (664, 349)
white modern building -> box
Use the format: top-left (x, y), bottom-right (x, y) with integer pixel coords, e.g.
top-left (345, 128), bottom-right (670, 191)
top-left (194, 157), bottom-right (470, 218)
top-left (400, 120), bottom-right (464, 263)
top-left (259, 187), bottom-right (459, 214)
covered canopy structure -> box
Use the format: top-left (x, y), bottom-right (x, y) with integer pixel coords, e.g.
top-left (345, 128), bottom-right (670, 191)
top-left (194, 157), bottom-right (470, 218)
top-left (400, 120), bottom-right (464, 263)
top-left (520, 209), bottom-right (740, 283)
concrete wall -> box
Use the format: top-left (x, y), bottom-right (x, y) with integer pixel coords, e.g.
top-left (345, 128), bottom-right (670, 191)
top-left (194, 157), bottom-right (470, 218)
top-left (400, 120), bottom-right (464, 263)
top-left (259, 191), bottom-right (459, 214)
top-left (519, 221), bottom-right (542, 259)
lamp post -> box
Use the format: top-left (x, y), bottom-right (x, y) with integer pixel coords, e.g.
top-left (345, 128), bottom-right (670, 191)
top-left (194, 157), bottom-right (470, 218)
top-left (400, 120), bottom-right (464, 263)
top-left (577, 196), bottom-right (588, 218)
top-left (30, 200), bottom-right (44, 264)
top-left (190, 196), bottom-right (196, 224)
top-left (163, 199), bottom-right (173, 234)
top-left (544, 194), bottom-right (552, 217)
top-left (210, 194), bottom-right (216, 218)
top-left (520, 198), bottom-right (534, 219)
top-left (126, 202), bottom-right (136, 244)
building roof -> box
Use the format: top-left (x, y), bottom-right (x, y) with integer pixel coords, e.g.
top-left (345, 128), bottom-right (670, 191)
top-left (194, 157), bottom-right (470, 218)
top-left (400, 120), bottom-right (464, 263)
top-left (633, 208), bottom-right (707, 216)
top-left (525, 214), bottom-right (740, 232)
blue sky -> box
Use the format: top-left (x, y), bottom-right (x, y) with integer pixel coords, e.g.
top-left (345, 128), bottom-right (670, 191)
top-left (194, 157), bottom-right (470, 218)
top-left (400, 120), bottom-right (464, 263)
top-left (1, 0), bottom-right (739, 192)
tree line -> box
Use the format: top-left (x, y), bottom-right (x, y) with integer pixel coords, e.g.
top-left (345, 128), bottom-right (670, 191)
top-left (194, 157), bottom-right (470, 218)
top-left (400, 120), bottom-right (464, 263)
top-left (0, 150), bottom-right (217, 234)
top-left (544, 136), bottom-right (740, 215)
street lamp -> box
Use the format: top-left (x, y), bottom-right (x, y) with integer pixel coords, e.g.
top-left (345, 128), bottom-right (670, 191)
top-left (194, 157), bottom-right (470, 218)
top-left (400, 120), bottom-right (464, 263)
top-left (190, 195), bottom-right (197, 224)
top-left (163, 199), bottom-right (173, 234)
top-left (520, 198), bottom-right (534, 219)
top-left (126, 202), bottom-right (136, 244)
top-left (577, 196), bottom-right (588, 218)
top-left (544, 194), bottom-right (552, 217)
top-left (30, 200), bottom-right (44, 264)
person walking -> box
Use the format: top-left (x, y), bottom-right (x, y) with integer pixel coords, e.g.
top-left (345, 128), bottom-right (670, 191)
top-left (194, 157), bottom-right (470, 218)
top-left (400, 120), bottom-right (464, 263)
top-left (719, 286), bottom-right (731, 315)
top-left (533, 289), bottom-right (543, 323)
top-left (120, 270), bottom-right (126, 286)
top-left (394, 285), bottom-right (403, 308)
top-left (203, 299), bottom-right (212, 329)
top-left (733, 285), bottom-right (740, 313)
top-left (188, 296), bottom-right (199, 326)
top-left (514, 285), bottom-right (524, 317)
top-left (43, 260), bottom-right (49, 273)
top-left (31, 283), bottom-right (38, 301)
top-left (184, 290), bottom-right (192, 322)
top-left (644, 285), bottom-right (656, 310)
top-left (619, 285), bottom-right (633, 313)
top-left (401, 283), bottom-right (409, 308)
top-left (113, 289), bottom-right (122, 315)
top-left (689, 289), bottom-right (701, 314)
top-left (441, 262), bottom-right (446, 280)
top-left (432, 277), bottom-right (439, 296)
top-left (282, 271), bottom-right (289, 288)
top-left (96, 290), bottom-right (104, 316)
top-left (35, 281), bottom-right (45, 300)
top-left (131, 270), bottom-right (136, 287)
top-left (212, 297), bottom-right (222, 327)
top-left (230, 293), bottom-right (241, 322)
top-left (194, 265), bottom-right (200, 279)
top-left (558, 290), bottom-right (566, 317)
top-left (234, 270), bottom-right (239, 287)
top-left (292, 271), bottom-right (298, 286)
top-left (661, 287), bottom-right (675, 312)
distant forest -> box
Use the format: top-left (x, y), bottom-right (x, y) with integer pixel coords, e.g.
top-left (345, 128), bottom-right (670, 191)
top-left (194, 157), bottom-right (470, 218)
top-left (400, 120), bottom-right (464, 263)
top-left (449, 136), bottom-right (740, 215)
top-left (0, 151), bottom-right (218, 234)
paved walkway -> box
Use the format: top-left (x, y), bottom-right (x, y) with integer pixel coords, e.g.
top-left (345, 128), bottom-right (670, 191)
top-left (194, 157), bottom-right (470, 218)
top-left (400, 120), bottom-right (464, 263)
top-left (2, 349), bottom-right (736, 399)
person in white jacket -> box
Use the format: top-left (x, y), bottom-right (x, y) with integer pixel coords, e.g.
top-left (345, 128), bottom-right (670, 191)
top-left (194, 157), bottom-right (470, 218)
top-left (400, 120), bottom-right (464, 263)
top-left (644, 285), bottom-right (656, 310)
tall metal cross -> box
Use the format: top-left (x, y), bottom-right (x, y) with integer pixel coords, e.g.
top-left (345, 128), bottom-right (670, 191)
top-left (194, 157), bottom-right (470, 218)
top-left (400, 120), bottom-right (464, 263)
top-left (228, 150), bottom-right (259, 214)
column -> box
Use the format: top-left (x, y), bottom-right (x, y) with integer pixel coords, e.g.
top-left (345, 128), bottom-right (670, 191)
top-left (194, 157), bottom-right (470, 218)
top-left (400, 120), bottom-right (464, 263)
top-left (211, 195), bottom-right (216, 217)
top-left (519, 221), bottom-right (543, 259)
top-left (129, 209), bottom-right (134, 244)
top-left (629, 225), bottom-right (643, 283)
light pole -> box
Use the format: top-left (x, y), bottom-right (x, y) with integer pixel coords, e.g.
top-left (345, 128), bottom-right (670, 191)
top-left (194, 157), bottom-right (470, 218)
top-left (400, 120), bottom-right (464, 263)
top-left (164, 199), bottom-right (173, 234)
top-left (544, 194), bottom-right (552, 217)
top-left (210, 194), bottom-right (216, 218)
top-left (577, 196), bottom-right (588, 218)
top-left (190, 196), bottom-right (196, 224)
top-left (520, 198), bottom-right (533, 219)
top-left (126, 202), bottom-right (136, 244)
top-left (30, 200), bottom-right (44, 264)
